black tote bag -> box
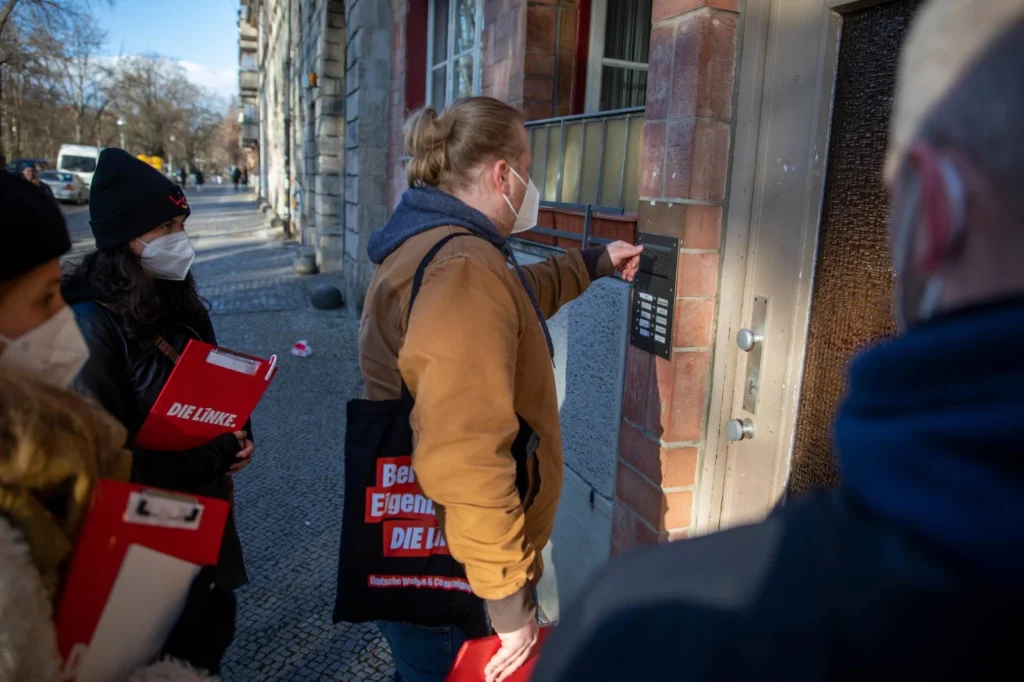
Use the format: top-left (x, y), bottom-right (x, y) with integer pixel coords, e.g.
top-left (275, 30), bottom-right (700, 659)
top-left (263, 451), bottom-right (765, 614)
top-left (333, 233), bottom-right (492, 638)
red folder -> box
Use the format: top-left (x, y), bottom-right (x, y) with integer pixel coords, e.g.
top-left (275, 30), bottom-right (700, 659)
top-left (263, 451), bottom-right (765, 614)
top-left (54, 480), bottom-right (229, 681)
top-left (446, 626), bottom-right (553, 682)
top-left (134, 340), bottom-right (278, 450)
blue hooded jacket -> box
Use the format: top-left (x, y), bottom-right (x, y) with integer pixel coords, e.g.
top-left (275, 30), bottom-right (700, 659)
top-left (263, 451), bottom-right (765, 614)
top-left (532, 299), bottom-right (1024, 681)
top-left (367, 186), bottom-right (553, 357)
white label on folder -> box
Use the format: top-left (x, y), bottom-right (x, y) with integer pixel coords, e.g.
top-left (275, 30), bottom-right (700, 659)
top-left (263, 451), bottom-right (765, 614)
top-left (124, 491), bottom-right (204, 530)
top-left (205, 348), bottom-right (259, 375)
top-left (73, 545), bottom-right (199, 682)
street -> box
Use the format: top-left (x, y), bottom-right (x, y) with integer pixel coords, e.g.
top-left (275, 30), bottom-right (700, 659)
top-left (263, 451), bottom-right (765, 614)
top-left (63, 187), bottom-right (396, 681)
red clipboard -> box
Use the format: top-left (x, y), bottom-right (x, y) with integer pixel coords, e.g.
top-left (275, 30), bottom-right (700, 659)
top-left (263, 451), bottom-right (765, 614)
top-left (134, 339), bottom-right (278, 450)
top-left (54, 479), bottom-right (229, 680)
top-left (445, 626), bottom-right (553, 682)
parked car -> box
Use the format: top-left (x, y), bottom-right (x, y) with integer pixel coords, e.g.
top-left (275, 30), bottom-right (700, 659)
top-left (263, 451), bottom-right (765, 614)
top-left (40, 170), bottom-right (89, 205)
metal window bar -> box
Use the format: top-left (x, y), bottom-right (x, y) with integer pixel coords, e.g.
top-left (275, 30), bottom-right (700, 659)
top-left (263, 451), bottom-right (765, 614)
top-left (574, 121), bottom-right (586, 203)
top-left (514, 200), bottom-right (624, 252)
top-left (601, 58), bottom-right (649, 71)
top-left (555, 119), bottom-right (567, 202)
top-left (525, 106), bottom-right (644, 213)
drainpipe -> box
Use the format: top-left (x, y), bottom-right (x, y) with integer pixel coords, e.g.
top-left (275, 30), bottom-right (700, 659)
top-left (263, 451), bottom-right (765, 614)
top-left (283, 0), bottom-right (293, 236)
top-left (571, 0), bottom-right (592, 115)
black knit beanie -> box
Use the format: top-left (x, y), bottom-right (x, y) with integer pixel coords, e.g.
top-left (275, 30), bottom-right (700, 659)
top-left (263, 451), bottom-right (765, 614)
top-left (0, 170), bottom-right (70, 281)
top-left (89, 148), bottom-right (191, 250)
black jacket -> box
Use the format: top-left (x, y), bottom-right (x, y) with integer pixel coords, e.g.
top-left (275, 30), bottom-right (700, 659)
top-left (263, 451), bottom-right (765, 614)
top-left (64, 278), bottom-right (249, 589)
top-left (532, 491), bottom-right (1022, 682)
top-left (534, 303), bottom-right (1024, 681)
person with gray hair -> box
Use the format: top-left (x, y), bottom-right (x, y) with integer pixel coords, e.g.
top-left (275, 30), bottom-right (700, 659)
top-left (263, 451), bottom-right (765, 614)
top-left (531, 1), bottom-right (1024, 679)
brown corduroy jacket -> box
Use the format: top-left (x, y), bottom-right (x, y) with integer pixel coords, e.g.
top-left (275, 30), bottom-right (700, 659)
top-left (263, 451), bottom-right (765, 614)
top-left (359, 225), bottom-right (610, 632)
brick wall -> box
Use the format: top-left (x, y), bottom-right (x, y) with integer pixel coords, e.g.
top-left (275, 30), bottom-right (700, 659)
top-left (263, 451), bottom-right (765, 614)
top-left (481, 0), bottom-right (577, 121)
top-left (612, 0), bottom-right (740, 551)
top-left (480, 0), bottom-right (526, 107)
top-left (387, 0), bottom-right (583, 207)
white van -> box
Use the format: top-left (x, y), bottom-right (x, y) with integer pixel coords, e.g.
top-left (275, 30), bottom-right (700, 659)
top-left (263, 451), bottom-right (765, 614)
top-left (57, 145), bottom-right (104, 188)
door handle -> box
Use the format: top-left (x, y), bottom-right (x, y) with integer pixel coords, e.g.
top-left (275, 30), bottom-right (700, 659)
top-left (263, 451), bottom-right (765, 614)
top-left (736, 328), bottom-right (763, 352)
top-left (726, 418), bottom-right (755, 441)
top-left (738, 296), bottom-right (768, 415)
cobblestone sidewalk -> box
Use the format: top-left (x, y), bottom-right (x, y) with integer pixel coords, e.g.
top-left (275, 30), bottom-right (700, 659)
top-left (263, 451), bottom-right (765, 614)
top-left (190, 191), bottom-right (395, 681)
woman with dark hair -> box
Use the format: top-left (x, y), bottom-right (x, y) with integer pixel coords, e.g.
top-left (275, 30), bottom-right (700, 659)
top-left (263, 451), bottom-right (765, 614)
top-left (63, 149), bottom-right (253, 590)
top-left (1, 170), bottom-right (236, 680)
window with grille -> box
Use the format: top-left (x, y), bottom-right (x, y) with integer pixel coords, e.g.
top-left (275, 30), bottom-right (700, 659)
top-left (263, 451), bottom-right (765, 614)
top-left (427, 0), bottom-right (483, 110)
top-left (586, 0), bottom-right (653, 112)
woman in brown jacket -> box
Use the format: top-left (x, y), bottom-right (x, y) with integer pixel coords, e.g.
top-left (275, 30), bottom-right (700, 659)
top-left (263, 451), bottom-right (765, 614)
top-left (358, 97), bottom-right (641, 682)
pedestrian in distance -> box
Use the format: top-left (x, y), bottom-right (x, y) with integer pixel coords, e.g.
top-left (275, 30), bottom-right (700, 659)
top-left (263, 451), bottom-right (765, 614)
top-left (232, 166), bottom-right (241, 192)
top-left (61, 149), bottom-right (254, 590)
top-left (532, 1), bottom-right (1024, 680)
top-left (21, 162), bottom-right (54, 200)
top-left (0, 170), bottom-right (236, 681)
top-left (344, 95), bottom-right (642, 682)
top-left (195, 168), bottom-right (204, 193)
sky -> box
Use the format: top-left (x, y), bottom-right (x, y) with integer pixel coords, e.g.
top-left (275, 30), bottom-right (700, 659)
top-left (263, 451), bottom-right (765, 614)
top-left (93, 0), bottom-right (240, 99)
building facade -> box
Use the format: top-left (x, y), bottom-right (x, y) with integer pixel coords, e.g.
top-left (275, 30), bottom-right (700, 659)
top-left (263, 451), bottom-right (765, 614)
top-left (241, 0), bottom-right (921, 619)
top-left (241, 0), bottom-right (391, 306)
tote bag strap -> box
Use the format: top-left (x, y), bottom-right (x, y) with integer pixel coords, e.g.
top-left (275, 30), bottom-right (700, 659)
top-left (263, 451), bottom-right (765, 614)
top-left (400, 232), bottom-right (486, 402)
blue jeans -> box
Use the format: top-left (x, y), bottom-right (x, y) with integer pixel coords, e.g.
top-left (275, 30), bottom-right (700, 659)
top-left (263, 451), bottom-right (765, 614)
top-left (377, 621), bottom-right (470, 682)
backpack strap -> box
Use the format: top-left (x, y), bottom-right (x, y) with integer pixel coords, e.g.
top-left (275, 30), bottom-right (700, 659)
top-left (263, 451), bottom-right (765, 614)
top-left (153, 335), bottom-right (181, 365)
top-left (400, 232), bottom-right (484, 401)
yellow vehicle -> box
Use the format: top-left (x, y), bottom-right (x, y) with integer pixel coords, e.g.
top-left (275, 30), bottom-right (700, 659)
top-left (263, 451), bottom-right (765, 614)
top-left (136, 155), bottom-right (164, 172)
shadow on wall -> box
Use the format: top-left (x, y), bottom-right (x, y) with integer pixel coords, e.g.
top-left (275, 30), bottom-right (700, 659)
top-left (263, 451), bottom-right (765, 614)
top-left (519, 253), bottom-right (630, 621)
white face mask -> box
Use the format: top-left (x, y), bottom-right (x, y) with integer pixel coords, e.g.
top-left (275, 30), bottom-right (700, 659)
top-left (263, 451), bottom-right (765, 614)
top-left (0, 306), bottom-right (90, 388)
top-left (137, 231), bottom-right (196, 281)
top-left (502, 166), bottom-right (541, 234)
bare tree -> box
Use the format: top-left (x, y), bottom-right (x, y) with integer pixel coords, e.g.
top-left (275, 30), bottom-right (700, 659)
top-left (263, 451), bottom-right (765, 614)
top-left (50, 16), bottom-right (113, 144)
top-left (211, 96), bottom-right (243, 170)
top-left (0, 0), bottom-right (113, 163)
top-left (180, 93), bottom-right (223, 165)
top-left (109, 55), bottom-right (195, 156)
top-left (0, 0), bottom-right (111, 37)
top-left (2, 15), bottom-right (64, 160)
